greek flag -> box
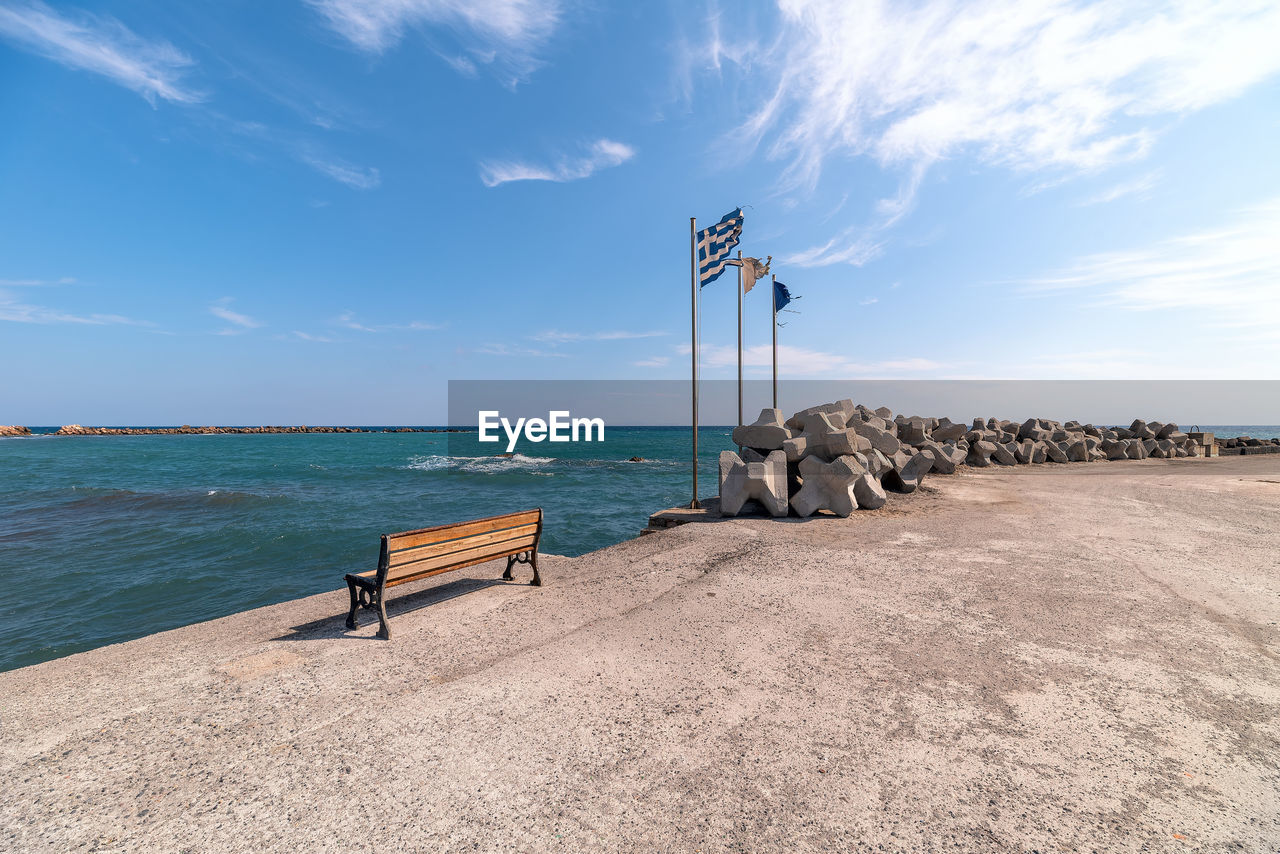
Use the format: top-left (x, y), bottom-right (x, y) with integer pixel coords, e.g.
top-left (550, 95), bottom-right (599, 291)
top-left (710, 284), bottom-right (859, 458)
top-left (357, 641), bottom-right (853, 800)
top-left (697, 208), bottom-right (743, 287)
top-left (773, 279), bottom-right (793, 313)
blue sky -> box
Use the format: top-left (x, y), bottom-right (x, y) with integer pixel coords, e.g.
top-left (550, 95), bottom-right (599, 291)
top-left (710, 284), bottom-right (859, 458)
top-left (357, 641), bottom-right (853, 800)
top-left (2, 0), bottom-right (1279, 424)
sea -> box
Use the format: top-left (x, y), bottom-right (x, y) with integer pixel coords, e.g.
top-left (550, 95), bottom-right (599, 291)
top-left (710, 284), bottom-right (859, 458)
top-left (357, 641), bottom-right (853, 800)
top-left (0, 427), bottom-right (738, 672)
top-left (2, 424), bottom-right (1277, 673)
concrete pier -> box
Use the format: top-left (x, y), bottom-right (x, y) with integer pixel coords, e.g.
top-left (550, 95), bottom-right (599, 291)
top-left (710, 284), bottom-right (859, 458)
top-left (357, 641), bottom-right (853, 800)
top-left (3, 456), bottom-right (1279, 852)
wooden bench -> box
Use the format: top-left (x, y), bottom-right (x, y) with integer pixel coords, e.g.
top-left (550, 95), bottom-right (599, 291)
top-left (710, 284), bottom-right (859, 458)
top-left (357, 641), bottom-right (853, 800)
top-left (345, 508), bottom-right (543, 639)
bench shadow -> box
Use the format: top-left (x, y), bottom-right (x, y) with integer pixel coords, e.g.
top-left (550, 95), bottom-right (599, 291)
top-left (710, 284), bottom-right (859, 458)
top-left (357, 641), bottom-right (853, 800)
top-left (273, 576), bottom-right (513, 642)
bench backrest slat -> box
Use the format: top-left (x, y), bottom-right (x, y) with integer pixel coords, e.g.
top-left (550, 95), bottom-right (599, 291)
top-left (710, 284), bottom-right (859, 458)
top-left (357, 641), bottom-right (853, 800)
top-left (386, 509), bottom-right (542, 552)
top-left (387, 522), bottom-right (539, 569)
top-left (376, 508), bottom-right (542, 587)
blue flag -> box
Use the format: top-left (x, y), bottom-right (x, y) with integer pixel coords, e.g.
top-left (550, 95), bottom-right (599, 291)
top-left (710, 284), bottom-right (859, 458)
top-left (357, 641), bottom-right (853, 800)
top-left (696, 208), bottom-right (743, 287)
top-left (773, 279), bottom-right (793, 313)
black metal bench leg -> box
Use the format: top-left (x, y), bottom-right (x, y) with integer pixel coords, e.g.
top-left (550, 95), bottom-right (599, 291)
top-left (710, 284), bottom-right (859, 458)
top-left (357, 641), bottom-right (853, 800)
top-left (503, 555), bottom-right (516, 581)
top-left (530, 552), bottom-right (542, 587)
top-left (345, 580), bottom-right (360, 630)
top-left (375, 591), bottom-right (391, 640)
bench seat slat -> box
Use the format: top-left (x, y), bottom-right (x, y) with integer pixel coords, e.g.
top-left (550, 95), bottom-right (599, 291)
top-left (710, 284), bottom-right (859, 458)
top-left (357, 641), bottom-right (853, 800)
top-left (386, 522), bottom-right (539, 568)
top-left (387, 510), bottom-right (542, 552)
top-left (388, 549), bottom-right (535, 586)
top-left (350, 548), bottom-right (532, 584)
top-left (383, 533), bottom-right (537, 583)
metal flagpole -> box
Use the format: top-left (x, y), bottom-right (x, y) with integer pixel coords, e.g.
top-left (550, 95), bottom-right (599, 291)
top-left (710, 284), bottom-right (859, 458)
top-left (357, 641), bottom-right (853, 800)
top-left (689, 217), bottom-right (701, 509)
top-left (771, 273), bottom-right (778, 410)
top-left (736, 250), bottom-right (743, 429)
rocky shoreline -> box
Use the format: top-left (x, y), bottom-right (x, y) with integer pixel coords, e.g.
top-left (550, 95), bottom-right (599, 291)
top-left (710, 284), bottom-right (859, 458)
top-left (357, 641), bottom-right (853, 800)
top-left (2, 424), bottom-right (469, 436)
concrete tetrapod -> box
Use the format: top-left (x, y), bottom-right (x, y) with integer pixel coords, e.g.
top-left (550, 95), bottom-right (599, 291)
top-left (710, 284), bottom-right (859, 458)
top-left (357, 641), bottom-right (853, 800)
top-left (883, 451), bottom-right (934, 494)
top-left (718, 450), bottom-right (789, 517)
top-left (791, 455), bottom-right (865, 517)
top-left (782, 412), bottom-right (870, 462)
top-left (785, 399), bottom-right (855, 431)
top-left (852, 472), bottom-right (887, 509)
top-left (731, 408), bottom-right (793, 452)
top-left (849, 419), bottom-right (902, 456)
top-left (919, 440), bottom-right (957, 474)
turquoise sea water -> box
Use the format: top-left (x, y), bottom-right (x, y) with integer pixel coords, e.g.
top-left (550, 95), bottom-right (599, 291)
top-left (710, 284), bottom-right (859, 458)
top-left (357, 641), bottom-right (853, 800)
top-left (0, 427), bottom-right (737, 672)
top-left (2, 424), bottom-right (1277, 673)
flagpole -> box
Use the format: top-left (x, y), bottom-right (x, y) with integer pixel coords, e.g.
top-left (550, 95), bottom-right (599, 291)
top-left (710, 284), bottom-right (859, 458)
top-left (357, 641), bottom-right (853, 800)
top-left (689, 217), bottom-right (701, 509)
top-left (771, 273), bottom-right (778, 410)
top-left (736, 250), bottom-right (743, 429)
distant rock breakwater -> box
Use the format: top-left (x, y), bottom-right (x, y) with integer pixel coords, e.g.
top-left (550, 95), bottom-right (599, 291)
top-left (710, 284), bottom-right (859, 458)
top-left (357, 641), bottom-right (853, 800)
top-left (15, 425), bottom-right (470, 436)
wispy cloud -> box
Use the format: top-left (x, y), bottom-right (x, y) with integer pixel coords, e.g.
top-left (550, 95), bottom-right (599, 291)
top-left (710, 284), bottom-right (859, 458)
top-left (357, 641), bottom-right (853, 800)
top-left (475, 342), bottom-right (567, 358)
top-left (300, 153), bottom-right (381, 190)
top-left (0, 4), bottom-right (385, 191)
top-left (783, 159), bottom-right (926, 268)
top-left (1021, 196), bottom-right (1280, 333)
top-left (532, 329), bottom-right (668, 344)
top-left (0, 289), bottom-right (149, 326)
top-left (307, 0), bottom-right (561, 82)
top-left (336, 311), bottom-right (442, 332)
top-left (742, 0), bottom-right (1280, 264)
top-left (293, 330), bottom-right (334, 342)
top-left (336, 310), bottom-right (376, 332)
top-left (480, 139), bottom-right (636, 188)
top-left (209, 298), bottom-right (262, 334)
top-left (786, 230), bottom-right (885, 268)
top-left (215, 120), bottom-right (384, 191)
top-left (689, 342), bottom-right (945, 378)
top-left (0, 1), bottom-right (200, 105)
top-left (633, 355), bottom-right (671, 368)
top-left (859, 297), bottom-right (878, 306)
top-left (0, 276), bottom-right (77, 287)
top-left (1080, 171), bottom-right (1161, 206)
top-left (982, 348), bottom-right (1180, 380)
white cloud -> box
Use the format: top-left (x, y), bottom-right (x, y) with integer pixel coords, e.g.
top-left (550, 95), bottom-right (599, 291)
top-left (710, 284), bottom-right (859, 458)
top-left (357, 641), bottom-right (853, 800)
top-left (0, 289), bottom-right (149, 326)
top-left (293, 330), bottom-right (334, 342)
top-left (0, 1), bottom-right (199, 105)
top-left (209, 298), bottom-right (262, 333)
top-left (859, 297), bottom-right (878, 306)
top-left (748, 0), bottom-right (1280, 263)
top-left (633, 356), bottom-right (671, 368)
top-left (1079, 171), bottom-right (1160, 206)
top-left (336, 310), bottom-right (377, 332)
top-left (480, 139), bottom-right (635, 187)
top-left (301, 154), bottom-right (381, 189)
top-left (980, 348), bottom-right (1180, 380)
top-left (0, 276), bottom-right (76, 287)
top-left (336, 311), bottom-right (442, 331)
top-left (475, 342), bottom-right (567, 358)
top-left (786, 228), bottom-right (885, 268)
top-left (694, 342), bottom-right (945, 377)
top-left (532, 328), bottom-right (667, 343)
top-left (307, 0), bottom-right (560, 81)
top-left (1021, 196), bottom-right (1280, 333)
